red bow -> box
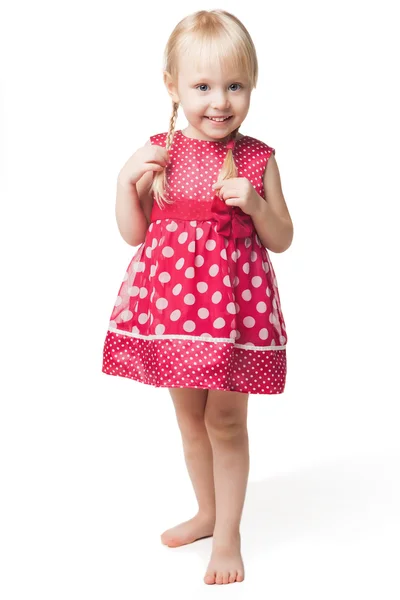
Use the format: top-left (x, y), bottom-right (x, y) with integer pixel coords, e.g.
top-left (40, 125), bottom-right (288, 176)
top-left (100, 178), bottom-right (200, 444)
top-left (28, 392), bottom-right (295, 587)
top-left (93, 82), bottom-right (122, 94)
top-left (211, 194), bottom-right (254, 238)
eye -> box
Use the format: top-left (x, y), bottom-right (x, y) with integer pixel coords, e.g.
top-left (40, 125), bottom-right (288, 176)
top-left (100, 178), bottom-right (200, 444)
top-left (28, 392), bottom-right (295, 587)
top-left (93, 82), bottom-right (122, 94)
top-left (195, 83), bottom-right (243, 92)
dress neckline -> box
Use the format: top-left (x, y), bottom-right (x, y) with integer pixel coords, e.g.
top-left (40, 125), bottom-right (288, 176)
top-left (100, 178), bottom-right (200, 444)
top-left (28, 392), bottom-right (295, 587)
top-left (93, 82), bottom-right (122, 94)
top-left (176, 129), bottom-right (245, 145)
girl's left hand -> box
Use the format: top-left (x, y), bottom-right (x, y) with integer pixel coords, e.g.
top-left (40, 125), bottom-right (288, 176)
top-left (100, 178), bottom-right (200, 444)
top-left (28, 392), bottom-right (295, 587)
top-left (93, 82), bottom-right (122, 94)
top-left (212, 177), bottom-right (262, 217)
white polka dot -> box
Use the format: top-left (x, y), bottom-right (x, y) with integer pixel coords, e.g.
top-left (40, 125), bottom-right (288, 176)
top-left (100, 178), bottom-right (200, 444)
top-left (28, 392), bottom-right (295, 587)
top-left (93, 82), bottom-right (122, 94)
top-left (172, 284), bottom-right (182, 295)
top-left (139, 287), bottom-right (148, 299)
top-left (243, 262), bottom-right (250, 274)
top-left (259, 328), bottom-right (269, 340)
top-left (184, 293), bottom-right (196, 305)
top-left (195, 227), bottom-right (204, 240)
top-left (245, 237), bottom-right (251, 248)
top-left (151, 238), bottom-right (158, 249)
top-left (121, 310), bottom-right (133, 321)
top-left (150, 265), bottom-right (156, 278)
top-left (256, 302), bottom-right (267, 313)
top-left (251, 276), bottom-right (262, 288)
top-left (269, 313), bottom-right (277, 325)
top-left (133, 261), bottom-right (145, 273)
top-left (185, 267), bottom-right (195, 278)
top-left (166, 220), bottom-right (178, 231)
top-left (209, 264), bottom-right (219, 277)
top-left (243, 316), bottom-right (255, 328)
top-left (223, 275), bottom-right (231, 287)
top-left (145, 247), bottom-right (152, 258)
top-left (155, 324), bottom-right (165, 335)
top-left (175, 258), bottom-right (185, 270)
top-left (188, 241), bottom-right (196, 252)
top-left (158, 272), bottom-right (171, 283)
top-left (170, 309), bottom-right (181, 321)
top-left (213, 317), bottom-right (226, 329)
top-left (178, 232), bottom-right (188, 244)
top-left (138, 313), bottom-right (148, 324)
top-left (227, 302), bottom-right (236, 314)
top-left (183, 320), bottom-right (196, 332)
top-left (266, 287), bottom-right (271, 297)
top-left (198, 308), bottom-right (209, 319)
top-left (212, 291), bottom-right (222, 304)
top-left (231, 250), bottom-right (238, 262)
top-left (242, 289), bottom-right (252, 301)
top-left (195, 255), bottom-right (204, 267)
top-left (197, 282), bottom-right (208, 293)
top-left (233, 276), bottom-right (239, 287)
top-left (115, 296), bottom-right (122, 306)
top-left (128, 286), bottom-right (140, 297)
top-left (205, 239), bottom-right (216, 251)
top-left (162, 246), bottom-right (174, 257)
top-left (220, 248), bottom-right (227, 260)
top-left (156, 298), bottom-right (168, 310)
top-left (251, 251), bottom-right (257, 262)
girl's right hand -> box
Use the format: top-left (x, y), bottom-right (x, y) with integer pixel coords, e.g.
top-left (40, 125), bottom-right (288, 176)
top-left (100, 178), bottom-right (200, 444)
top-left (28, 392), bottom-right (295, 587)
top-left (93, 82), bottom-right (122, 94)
top-left (118, 144), bottom-right (170, 186)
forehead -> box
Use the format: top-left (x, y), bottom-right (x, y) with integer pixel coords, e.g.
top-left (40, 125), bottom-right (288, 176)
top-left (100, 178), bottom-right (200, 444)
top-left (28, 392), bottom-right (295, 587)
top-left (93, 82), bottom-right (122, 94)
top-left (178, 54), bottom-right (247, 84)
top-left (176, 37), bottom-right (249, 84)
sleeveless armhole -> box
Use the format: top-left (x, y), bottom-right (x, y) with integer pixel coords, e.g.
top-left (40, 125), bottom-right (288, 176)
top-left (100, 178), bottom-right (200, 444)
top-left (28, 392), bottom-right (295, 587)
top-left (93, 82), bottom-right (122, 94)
top-left (260, 143), bottom-right (276, 177)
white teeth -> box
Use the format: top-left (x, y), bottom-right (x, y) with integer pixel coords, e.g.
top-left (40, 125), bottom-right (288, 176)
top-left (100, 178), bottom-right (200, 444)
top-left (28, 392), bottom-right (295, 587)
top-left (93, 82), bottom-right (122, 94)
top-left (208, 116), bottom-right (230, 122)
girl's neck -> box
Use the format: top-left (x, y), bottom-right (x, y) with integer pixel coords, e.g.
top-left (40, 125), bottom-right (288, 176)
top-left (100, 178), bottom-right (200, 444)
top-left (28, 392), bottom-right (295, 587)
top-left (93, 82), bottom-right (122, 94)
top-left (180, 127), bottom-right (244, 143)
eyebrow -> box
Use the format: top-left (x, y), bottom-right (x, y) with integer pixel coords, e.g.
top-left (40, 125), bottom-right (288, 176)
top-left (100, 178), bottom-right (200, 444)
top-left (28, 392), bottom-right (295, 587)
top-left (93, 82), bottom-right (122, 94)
top-left (190, 75), bottom-right (247, 83)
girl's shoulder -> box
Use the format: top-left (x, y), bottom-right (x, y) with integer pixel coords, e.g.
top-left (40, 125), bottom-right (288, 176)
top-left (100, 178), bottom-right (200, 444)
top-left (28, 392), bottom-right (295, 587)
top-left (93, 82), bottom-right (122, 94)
top-left (240, 134), bottom-right (275, 155)
top-left (149, 131), bottom-right (168, 146)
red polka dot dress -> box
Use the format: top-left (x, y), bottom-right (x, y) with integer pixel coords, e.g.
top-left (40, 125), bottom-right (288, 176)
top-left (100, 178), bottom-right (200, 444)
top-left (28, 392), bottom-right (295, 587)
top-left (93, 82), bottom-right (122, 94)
top-left (102, 130), bottom-right (288, 394)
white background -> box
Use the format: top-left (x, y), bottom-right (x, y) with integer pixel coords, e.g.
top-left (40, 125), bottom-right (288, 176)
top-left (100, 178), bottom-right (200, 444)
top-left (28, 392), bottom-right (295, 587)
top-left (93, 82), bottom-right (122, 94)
top-left (1, 0), bottom-right (400, 598)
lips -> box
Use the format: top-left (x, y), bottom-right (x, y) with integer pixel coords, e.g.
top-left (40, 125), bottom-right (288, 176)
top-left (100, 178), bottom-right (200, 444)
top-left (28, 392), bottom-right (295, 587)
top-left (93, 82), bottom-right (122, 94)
top-left (206, 116), bottom-right (232, 122)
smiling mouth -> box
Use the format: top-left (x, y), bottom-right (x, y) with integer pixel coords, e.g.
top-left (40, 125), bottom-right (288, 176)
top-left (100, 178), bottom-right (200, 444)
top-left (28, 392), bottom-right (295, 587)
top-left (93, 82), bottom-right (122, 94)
top-left (205, 116), bottom-right (232, 122)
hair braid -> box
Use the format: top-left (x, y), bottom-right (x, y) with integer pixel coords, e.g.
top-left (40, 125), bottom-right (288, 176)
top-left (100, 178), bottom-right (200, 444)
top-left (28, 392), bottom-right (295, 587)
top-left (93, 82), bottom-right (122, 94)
top-left (150, 100), bottom-right (179, 209)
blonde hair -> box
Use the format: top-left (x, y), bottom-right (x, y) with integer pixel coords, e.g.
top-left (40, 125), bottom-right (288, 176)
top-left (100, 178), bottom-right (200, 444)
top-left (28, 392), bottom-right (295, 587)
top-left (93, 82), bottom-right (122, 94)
top-left (150, 9), bottom-right (258, 209)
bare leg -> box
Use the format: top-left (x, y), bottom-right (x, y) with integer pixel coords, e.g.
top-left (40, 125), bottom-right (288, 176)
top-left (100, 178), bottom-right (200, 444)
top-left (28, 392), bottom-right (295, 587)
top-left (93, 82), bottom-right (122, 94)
top-left (161, 387), bottom-right (216, 547)
top-left (203, 389), bottom-right (249, 585)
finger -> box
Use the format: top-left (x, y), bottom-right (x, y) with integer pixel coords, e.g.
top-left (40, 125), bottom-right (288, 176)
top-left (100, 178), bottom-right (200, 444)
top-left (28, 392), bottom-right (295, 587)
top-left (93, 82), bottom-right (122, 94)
top-left (144, 163), bottom-right (165, 172)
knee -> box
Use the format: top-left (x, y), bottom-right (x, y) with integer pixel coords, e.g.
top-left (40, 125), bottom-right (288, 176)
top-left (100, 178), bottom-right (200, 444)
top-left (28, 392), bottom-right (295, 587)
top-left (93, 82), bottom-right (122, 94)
top-left (204, 407), bottom-right (247, 441)
top-left (177, 413), bottom-right (207, 443)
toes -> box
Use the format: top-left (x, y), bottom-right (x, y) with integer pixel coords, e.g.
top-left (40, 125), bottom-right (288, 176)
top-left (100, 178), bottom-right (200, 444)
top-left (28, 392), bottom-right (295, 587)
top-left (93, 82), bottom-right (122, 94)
top-left (222, 571), bottom-right (230, 584)
top-left (215, 572), bottom-right (224, 584)
top-left (204, 572), bottom-right (216, 585)
top-left (228, 571), bottom-right (237, 583)
top-left (237, 571), bottom-right (245, 582)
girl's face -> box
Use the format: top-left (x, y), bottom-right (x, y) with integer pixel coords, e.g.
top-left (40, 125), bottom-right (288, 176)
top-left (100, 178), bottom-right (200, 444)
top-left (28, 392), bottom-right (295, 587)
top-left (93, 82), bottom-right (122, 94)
top-left (165, 54), bottom-right (252, 142)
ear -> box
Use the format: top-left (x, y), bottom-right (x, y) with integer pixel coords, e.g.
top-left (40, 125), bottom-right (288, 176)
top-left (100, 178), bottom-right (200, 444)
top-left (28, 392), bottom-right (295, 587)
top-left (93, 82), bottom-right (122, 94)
top-left (163, 71), bottom-right (180, 104)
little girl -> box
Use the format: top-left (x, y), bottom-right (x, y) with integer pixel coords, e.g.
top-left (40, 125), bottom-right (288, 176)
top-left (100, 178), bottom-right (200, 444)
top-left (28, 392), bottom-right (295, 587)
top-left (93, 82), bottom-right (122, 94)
top-left (102, 9), bottom-right (293, 585)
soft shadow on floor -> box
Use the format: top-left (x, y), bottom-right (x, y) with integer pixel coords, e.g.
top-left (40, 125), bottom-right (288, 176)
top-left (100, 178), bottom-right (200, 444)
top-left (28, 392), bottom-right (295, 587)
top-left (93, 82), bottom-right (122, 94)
top-left (163, 453), bottom-right (399, 560)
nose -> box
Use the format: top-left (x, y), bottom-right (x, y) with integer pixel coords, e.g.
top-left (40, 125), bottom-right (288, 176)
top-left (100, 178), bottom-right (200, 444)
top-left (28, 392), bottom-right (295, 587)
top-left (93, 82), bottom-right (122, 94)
top-left (211, 90), bottom-right (231, 110)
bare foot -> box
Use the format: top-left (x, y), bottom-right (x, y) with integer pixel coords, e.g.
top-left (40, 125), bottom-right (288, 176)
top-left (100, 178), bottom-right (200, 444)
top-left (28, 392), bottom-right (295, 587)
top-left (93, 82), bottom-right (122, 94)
top-left (204, 534), bottom-right (244, 584)
top-left (161, 513), bottom-right (215, 548)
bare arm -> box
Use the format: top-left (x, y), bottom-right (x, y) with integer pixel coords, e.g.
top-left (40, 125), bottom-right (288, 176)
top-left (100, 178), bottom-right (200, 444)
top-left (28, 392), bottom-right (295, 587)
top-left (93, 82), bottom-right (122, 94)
top-left (115, 139), bottom-right (155, 247)
top-left (252, 153), bottom-right (294, 253)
